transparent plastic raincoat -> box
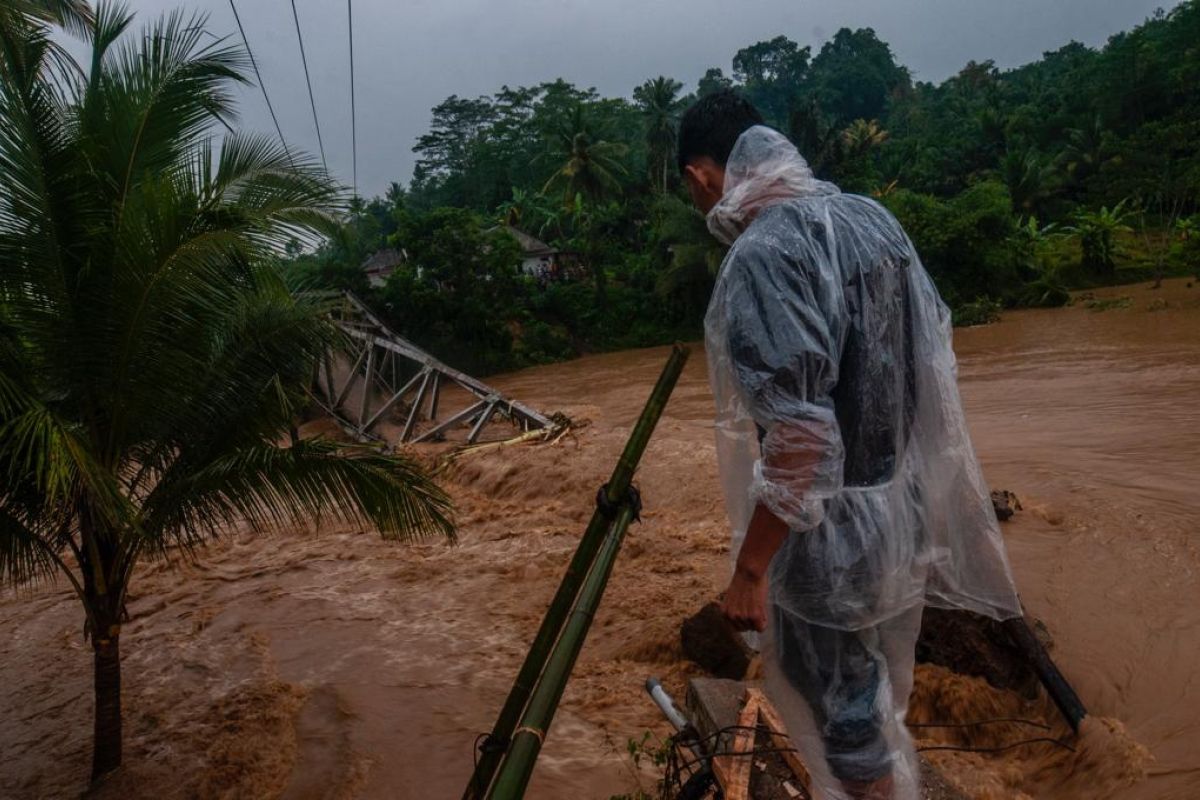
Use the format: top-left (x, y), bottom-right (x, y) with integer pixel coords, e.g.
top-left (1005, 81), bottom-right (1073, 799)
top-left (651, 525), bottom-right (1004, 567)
top-left (704, 126), bottom-right (1021, 799)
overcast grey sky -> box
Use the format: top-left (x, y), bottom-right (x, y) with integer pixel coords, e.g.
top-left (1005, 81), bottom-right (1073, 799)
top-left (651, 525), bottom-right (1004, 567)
top-left (115, 0), bottom-right (1174, 198)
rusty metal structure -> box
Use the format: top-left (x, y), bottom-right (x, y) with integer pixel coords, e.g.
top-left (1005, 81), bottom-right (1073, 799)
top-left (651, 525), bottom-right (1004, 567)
top-left (314, 293), bottom-right (551, 446)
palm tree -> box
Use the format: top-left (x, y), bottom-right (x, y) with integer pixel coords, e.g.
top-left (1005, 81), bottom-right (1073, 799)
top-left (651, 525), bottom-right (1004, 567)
top-left (633, 76), bottom-right (683, 193)
top-left (840, 118), bottom-right (888, 159)
top-left (541, 104), bottom-right (628, 206)
top-left (0, 4), bottom-right (453, 786)
top-left (832, 118), bottom-right (887, 191)
top-left (1002, 148), bottom-right (1057, 216)
top-left (1060, 115), bottom-right (1113, 186)
top-left (652, 194), bottom-right (726, 316)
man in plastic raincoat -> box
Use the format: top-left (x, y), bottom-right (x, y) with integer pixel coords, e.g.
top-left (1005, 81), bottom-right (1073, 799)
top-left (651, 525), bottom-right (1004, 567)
top-left (679, 91), bottom-right (1022, 799)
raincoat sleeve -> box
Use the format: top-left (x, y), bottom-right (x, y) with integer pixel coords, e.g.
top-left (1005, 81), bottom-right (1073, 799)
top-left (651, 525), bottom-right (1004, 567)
top-left (723, 238), bottom-right (845, 533)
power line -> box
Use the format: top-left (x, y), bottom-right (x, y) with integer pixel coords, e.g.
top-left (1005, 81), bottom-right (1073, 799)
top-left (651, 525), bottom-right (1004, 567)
top-left (228, 0), bottom-right (292, 162)
top-left (288, 0), bottom-right (328, 172)
top-left (347, 0), bottom-right (357, 197)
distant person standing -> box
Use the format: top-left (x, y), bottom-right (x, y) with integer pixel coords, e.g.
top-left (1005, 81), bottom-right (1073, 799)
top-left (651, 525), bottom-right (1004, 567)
top-left (679, 90), bottom-right (1022, 799)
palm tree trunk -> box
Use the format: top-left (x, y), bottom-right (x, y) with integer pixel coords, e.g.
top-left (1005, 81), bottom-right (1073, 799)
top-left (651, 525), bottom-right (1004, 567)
top-left (91, 631), bottom-right (122, 780)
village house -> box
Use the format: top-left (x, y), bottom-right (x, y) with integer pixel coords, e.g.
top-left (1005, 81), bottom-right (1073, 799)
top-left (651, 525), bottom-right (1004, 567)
top-left (361, 228), bottom-right (581, 287)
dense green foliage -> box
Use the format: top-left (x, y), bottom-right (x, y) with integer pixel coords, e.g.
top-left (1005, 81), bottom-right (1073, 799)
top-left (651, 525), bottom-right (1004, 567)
top-left (0, 3), bottom-right (453, 783)
top-left (292, 3), bottom-right (1200, 373)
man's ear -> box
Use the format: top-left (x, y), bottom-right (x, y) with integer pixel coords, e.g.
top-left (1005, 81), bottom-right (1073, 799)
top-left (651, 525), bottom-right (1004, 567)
top-left (684, 163), bottom-right (713, 195)
top-left (684, 160), bottom-right (724, 212)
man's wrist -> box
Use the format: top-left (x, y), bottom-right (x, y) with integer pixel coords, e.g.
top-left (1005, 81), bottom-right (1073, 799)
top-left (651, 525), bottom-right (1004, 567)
top-left (734, 558), bottom-right (766, 582)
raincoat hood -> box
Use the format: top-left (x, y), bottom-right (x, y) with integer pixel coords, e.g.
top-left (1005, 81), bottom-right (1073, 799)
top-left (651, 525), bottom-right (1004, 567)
top-left (706, 125), bottom-right (839, 245)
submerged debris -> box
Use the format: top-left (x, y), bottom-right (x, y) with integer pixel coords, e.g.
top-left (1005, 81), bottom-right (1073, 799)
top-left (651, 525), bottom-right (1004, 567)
top-left (990, 489), bottom-right (1022, 522)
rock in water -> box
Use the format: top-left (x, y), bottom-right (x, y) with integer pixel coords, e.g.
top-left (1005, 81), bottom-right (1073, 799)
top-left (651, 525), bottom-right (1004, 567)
top-left (681, 602), bottom-right (754, 680)
top-left (990, 489), bottom-right (1022, 521)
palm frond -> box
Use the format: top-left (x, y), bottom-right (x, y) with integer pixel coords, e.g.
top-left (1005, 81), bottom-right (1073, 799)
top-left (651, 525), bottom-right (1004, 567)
top-left (81, 7), bottom-right (250, 214)
top-left (140, 439), bottom-right (455, 555)
top-left (0, 502), bottom-right (58, 586)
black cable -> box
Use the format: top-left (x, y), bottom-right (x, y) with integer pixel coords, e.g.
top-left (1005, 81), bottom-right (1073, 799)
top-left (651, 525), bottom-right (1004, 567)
top-left (918, 738), bottom-right (1076, 755)
top-left (288, 0), bottom-right (327, 171)
top-left (909, 717), bottom-right (1051, 731)
top-left (346, 0), bottom-right (357, 198)
top-left (660, 720), bottom-right (1075, 796)
top-left (228, 0), bottom-right (292, 163)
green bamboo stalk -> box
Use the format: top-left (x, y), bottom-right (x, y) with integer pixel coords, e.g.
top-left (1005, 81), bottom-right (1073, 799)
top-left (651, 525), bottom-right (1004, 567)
top-left (463, 344), bottom-right (689, 800)
top-left (488, 499), bottom-right (641, 799)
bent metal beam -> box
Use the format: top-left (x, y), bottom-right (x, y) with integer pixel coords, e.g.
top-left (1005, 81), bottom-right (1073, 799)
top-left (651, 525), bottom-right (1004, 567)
top-left (316, 292), bottom-right (552, 446)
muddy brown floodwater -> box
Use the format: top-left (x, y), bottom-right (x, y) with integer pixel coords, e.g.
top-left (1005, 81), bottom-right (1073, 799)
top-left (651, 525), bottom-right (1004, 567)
top-left (2, 279), bottom-right (1198, 800)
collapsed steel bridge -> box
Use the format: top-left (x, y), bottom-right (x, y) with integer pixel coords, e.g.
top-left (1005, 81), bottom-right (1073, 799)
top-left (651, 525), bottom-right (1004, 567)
top-left (314, 293), bottom-right (552, 446)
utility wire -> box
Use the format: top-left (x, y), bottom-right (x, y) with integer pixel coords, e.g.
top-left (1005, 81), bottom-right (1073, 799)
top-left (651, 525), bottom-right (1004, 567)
top-left (228, 0), bottom-right (292, 162)
top-left (347, 0), bottom-right (358, 198)
top-left (288, 0), bottom-right (328, 172)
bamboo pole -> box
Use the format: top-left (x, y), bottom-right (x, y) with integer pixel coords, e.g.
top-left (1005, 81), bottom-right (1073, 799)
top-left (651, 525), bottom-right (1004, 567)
top-left (462, 344), bottom-right (689, 799)
top-left (488, 500), bottom-right (640, 799)
top-left (1002, 615), bottom-right (1088, 732)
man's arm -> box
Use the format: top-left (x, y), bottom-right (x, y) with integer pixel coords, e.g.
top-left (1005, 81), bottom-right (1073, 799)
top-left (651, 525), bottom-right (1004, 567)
top-left (721, 502), bottom-right (788, 632)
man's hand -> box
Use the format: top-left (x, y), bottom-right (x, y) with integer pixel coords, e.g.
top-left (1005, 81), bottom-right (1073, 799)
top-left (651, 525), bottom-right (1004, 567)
top-left (720, 502), bottom-right (789, 632)
top-left (721, 566), bottom-right (769, 632)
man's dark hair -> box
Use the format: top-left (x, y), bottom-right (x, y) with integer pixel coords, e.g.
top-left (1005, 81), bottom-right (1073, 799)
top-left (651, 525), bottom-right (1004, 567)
top-left (677, 89), bottom-right (765, 172)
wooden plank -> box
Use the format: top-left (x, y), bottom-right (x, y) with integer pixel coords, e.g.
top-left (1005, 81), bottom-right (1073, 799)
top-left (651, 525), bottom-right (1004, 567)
top-left (714, 690), bottom-right (762, 800)
top-left (752, 690), bottom-right (813, 795)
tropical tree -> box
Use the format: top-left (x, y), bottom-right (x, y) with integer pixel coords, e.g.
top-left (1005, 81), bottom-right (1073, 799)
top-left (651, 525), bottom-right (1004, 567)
top-left (1060, 116), bottom-right (1114, 187)
top-left (540, 104), bottom-right (628, 205)
top-left (1065, 200), bottom-right (1134, 276)
top-left (0, 4), bottom-right (454, 786)
top-left (1001, 148), bottom-right (1058, 216)
top-left (841, 117), bottom-right (888, 156)
top-left (651, 194), bottom-right (726, 317)
top-left (633, 76), bottom-right (683, 193)
top-left (833, 118), bottom-right (888, 189)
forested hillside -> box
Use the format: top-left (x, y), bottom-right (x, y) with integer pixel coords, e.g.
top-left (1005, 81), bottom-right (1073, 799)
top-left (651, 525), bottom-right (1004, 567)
top-left (288, 2), bottom-right (1200, 375)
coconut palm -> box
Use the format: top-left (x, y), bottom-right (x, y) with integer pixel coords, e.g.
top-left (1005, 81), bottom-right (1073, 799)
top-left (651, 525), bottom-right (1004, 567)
top-left (541, 104), bottom-right (628, 206)
top-left (652, 194), bottom-right (726, 316)
top-left (0, 4), bottom-right (453, 785)
top-left (1002, 148), bottom-right (1058, 216)
top-left (633, 76), bottom-right (683, 193)
top-left (1060, 115), bottom-right (1113, 185)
